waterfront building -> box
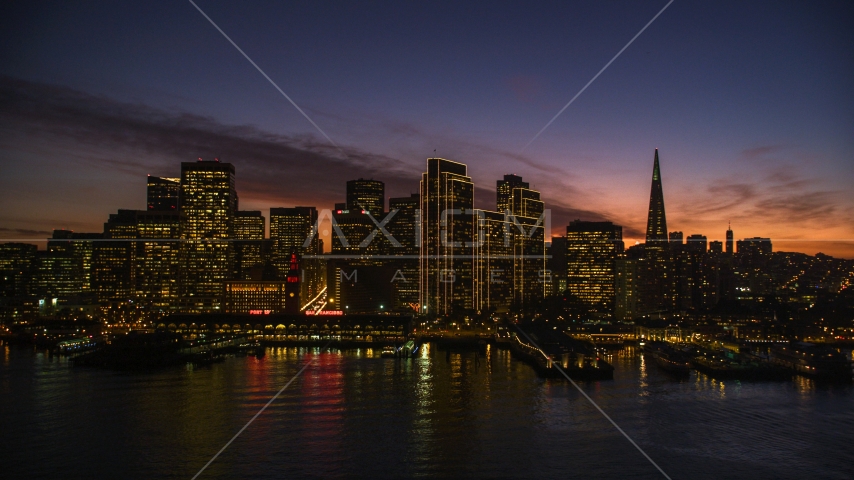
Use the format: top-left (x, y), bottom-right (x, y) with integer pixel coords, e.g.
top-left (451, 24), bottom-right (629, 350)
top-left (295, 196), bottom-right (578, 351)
top-left (419, 158), bottom-right (474, 315)
top-left (473, 209), bottom-right (513, 312)
top-left (387, 193), bottom-right (420, 311)
top-left (224, 281), bottom-right (287, 314)
top-left (134, 210), bottom-right (181, 312)
top-left (565, 220), bottom-right (623, 318)
top-left (507, 179), bottom-right (546, 310)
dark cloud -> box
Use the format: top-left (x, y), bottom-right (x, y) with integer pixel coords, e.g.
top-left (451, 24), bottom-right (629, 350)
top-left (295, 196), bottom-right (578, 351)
top-left (680, 182), bottom-right (758, 216)
top-left (0, 76), bottom-right (620, 238)
top-left (741, 145), bottom-right (782, 160)
top-left (0, 76), bottom-right (421, 208)
top-left (0, 227), bottom-right (52, 237)
top-left (750, 191), bottom-right (840, 224)
top-left (673, 164), bottom-right (850, 233)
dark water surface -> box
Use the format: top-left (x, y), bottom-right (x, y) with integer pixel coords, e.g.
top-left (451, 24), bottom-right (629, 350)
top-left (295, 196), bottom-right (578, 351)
top-left (2, 342), bottom-right (852, 479)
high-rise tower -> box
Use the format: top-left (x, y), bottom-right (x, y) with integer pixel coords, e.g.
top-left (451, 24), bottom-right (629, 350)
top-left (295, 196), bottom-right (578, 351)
top-left (346, 179), bottom-right (384, 215)
top-left (496, 174), bottom-right (528, 214)
top-left (645, 149), bottom-right (668, 246)
top-left (420, 158), bottom-right (474, 315)
top-left (178, 159), bottom-right (237, 312)
top-left (639, 149), bottom-right (673, 314)
top-left (726, 222), bottom-right (733, 254)
top-left (565, 220), bottom-right (623, 318)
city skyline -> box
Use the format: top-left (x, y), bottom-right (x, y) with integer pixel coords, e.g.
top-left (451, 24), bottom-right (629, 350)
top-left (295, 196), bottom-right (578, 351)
top-left (1, 1), bottom-right (853, 258)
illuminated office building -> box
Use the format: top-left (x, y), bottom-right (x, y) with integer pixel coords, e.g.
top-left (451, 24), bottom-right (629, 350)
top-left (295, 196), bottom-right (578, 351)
top-left (233, 211), bottom-right (268, 280)
top-left (147, 176), bottom-right (180, 211)
top-left (224, 281), bottom-right (287, 314)
top-left (0, 243), bottom-right (37, 297)
top-left (496, 174), bottom-right (528, 214)
top-left (92, 210), bottom-right (137, 303)
top-left (507, 181), bottom-right (546, 310)
top-left (178, 159), bottom-right (237, 312)
top-left (135, 210), bottom-right (180, 312)
top-left (387, 193), bottom-right (420, 310)
top-left (49, 229), bottom-right (101, 293)
top-left (473, 209), bottom-right (512, 312)
top-left (565, 220), bottom-right (623, 318)
top-left (420, 158), bottom-right (474, 315)
top-left (234, 211), bottom-right (264, 240)
top-left (346, 178), bottom-right (384, 215)
top-left (34, 248), bottom-right (84, 299)
top-left (331, 209), bottom-right (377, 256)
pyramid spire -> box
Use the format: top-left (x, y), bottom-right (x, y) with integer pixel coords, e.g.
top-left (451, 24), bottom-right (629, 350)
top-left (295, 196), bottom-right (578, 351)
top-left (645, 148), bottom-right (668, 245)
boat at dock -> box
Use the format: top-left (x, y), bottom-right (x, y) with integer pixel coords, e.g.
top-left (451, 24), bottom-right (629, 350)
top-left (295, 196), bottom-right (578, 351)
top-left (769, 343), bottom-right (852, 382)
top-left (654, 350), bottom-right (692, 375)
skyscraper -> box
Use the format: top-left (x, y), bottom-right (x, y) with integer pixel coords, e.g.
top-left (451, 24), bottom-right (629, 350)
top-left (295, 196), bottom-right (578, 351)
top-left (49, 229), bottom-right (101, 293)
top-left (507, 180), bottom-right (545, 310)
top-left (134, 210), bottom-right (180, 313)
top-left (646, 149), bottom-right (668, 246)
top-left (420, 158), bottom-right (474, 315)
top-left (147, 176), bottom-right (180, 211)
top-left (346, 179), bottom-right (384, 215)
top-left (178, 159), bottom-right (237, 312)
top-left (233, 210), bottom-right (267, 280)
top-left (641, 149), bottom-right (673, 313)
top-left (388, 193), bottom-right (420, 310)
top-left (726, 222), bottom-right (734, 254)
top-left (565, 220), bottom-right (623, 318)
top-left (496, 174), bottom-right (528, 214)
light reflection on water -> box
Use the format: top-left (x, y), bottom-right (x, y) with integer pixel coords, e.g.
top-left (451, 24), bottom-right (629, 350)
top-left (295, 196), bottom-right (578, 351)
top-left (0, 343), bottom-right (852, 479)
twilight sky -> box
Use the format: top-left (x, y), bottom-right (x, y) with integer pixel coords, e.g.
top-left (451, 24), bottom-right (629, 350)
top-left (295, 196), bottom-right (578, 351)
top-left (1, 1), bottom-right (852, 257)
